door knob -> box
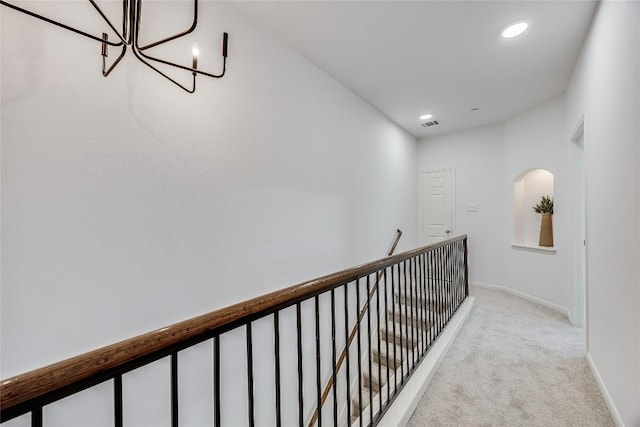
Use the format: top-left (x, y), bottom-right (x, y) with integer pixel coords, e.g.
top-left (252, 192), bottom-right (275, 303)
top-left (445, 230), bottom-right (450, 234)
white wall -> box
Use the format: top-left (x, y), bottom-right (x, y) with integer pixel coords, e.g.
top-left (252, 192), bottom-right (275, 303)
top-left (417, 96), bottom-right (571, 312)
top-left (417, 123), bottom-right (505, 289)
top-left (503, 96), bottom-right (571, 310)
top-left (0, 1), bottom-right (418, 421)
top-left (565, 1), bottom-right (640, 425)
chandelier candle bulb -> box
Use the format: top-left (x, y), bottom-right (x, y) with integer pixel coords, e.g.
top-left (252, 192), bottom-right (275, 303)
top-left (101, 33), bottom-right (108, 57)
top-left (192, 43), bottom-right (199, 70)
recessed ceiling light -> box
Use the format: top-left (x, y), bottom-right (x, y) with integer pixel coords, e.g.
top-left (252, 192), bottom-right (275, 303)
top-left (420, 114), bottom-right (433, 120)
top-left (502, 21), bottom-right (528, 39)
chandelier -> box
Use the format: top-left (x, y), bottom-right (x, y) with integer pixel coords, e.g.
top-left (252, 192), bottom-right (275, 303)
top-left (0, 0), bottom-right (229, 93)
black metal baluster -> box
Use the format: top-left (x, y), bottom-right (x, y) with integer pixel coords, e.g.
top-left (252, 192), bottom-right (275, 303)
top-left (447, 243), bottom-right (452, 314)
top-left (436, 248), bottom-right (441, 334)
top-left (375, 270), bottom-right (383, 410)
top-left (404, 259), bottom-right (410, 372)
top-left (331, 289), bottom-right (338, 427)
top-left (444, 244), bottom-right (453, 323)
top-left (274, 312), bottom-right (282, 427)
top-left (404, 259), bottom-right (413, 372)
top-left (383, 268), bottom-right (391, 402)
top-left (453, 243), bottom-right (457, 309)
top-left (436, 248), bottom-right (444, 336)
top-left (171, 352), bottom-right (179, 427)
top-left (114, 374), bottom-right (123, 427)
top-left (412, 257), bottom-right (419, 361)
top-left (411, 257), bottom-right (417, 368)
top-left (439, 247), bottom-right (445, 331)
top-left (425, 252), bottom-right (430, 348)
top-left (451, 242), bottom-right (457, 308)
top-left (464, 237), bottom-right (470, 297)
top-left (415, 256), bottom-right (422, 358)
top-left (434, 249), bottom-right (439, 338)
top-left (407, 259), bottom-right (413, 371)
top-left (433, 248), bottom-right (439, 334)
top-left (31, 407), bottom-right (42, 427)
top-left (462, 239), bottom-right (467, 300)
top-left (391, 264), bottom-right (398, 392)
top-left (418, 254), bottom-right (425, 356)
top-left (296, 303), bottom-right (304, 427)
top-left (460, 241), bottom-right (464, 303)
top-left (451, 244), bottom-right (455, 314)
top-left (366, 275), bottom-right (373, 423)
top-left (400, 261), bottom-right (406, 384)
top-left (415, 256), bottom-right (421, 357)
top-left (343, 283), bottom-right (352, 425)
top-left (214, 335), bottom-right (221, 427)
top-left (406, 259), bottom-right (412, 372)
top-left (246, 323), bottom-right (255, 427)
top-left (420, 253), bottom-right (429, 354)
top-left (356, 279), bottom-right (363, 427)
top-left (416, 257), bottom-right (421, 361)
top-left (455, 241), bottom-right (461, 306)
top-left (409, 257), bottom-right (420, 369)
top-left (397, 262), bottom-right (404, 385)
top-left (428, 250), bottom-right (435, 346)
top-left (436, 248), bottom-right (442, 333)
top-left (315, 296), bottom-right (322, 427)
top-left (460, 241), bottom-right (465, 302)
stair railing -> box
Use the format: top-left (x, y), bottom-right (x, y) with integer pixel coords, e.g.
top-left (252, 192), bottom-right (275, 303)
top-left (307, 229), bottom-right (402, 427)
top-left (1, 234), bottom-right (468, 427)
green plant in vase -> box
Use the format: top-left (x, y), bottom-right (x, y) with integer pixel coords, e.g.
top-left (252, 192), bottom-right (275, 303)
top-left (533, 195), bottom-right (554, 247)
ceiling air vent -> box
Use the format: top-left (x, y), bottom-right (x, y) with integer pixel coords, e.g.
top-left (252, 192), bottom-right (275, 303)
top-left (421, 120), bottom-right (440, 128)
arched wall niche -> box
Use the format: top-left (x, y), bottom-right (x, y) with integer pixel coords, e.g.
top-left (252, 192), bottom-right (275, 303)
top-left (514, 168), bottom-right (554, 248)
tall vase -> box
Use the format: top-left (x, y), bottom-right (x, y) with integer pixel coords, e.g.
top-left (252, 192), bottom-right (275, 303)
top-left (539, 214), bottom-right (554, 247)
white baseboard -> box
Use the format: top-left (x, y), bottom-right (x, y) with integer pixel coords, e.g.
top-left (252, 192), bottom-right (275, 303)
top-left (377, 296), bottom-right (475, 427)
top-left (470, 281), bottom-right (571, 319)
top-left (586, 353), bottom-right (625, 427)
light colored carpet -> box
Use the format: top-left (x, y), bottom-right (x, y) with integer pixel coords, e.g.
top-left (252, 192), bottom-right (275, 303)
top-left (407, 287), bottom-right (614, 427)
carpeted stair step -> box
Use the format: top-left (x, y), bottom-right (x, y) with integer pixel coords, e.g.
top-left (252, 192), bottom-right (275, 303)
top-left (395, 292), bottom-right (452, 310)
top-left (380, 321), bottom-right (417, 348)
top-left (362, 361), bottom-right (388, 392)
top-left (387, 303), bottom-right (433, 328)
top-left (372, 342), bottom-right (403, 369)
top-left (351, 384), bottom-right (374, 418)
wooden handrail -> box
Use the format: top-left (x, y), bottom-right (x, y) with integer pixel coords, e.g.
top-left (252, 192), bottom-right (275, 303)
top-left (0, 234), bottom-right (466, 414)
top-left (307, 229), bottom-right (402, 427)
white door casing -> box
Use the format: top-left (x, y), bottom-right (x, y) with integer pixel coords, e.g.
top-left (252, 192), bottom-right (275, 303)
top-left (571, 120), bottom-right (587, 329)
top-left (420, 169), bottom-right (454, 245)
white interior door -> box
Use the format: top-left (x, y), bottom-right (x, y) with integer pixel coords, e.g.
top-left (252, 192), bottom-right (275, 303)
top-left (421, 169), bottom-right (454, 244)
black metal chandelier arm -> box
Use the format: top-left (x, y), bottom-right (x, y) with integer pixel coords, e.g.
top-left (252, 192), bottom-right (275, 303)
top-left (88, 0), bottom-right (129, 45)
top-left (102, 44), bottom-right (127, 77)
top-left (135, 0), bottom-right (197, 51)
top-left (0, 0), bottom-right (124, 47)
top-left (134, 45), bottom-right (227, 79)
top-left (131, 45), bottom-right (196, 93)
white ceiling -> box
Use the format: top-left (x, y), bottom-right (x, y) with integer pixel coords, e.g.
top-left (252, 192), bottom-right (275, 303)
top-left (230, 1), bottom-right (597, 138)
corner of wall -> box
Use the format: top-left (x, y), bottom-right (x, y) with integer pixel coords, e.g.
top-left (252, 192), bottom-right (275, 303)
top-left (586, 353), bottom-right (626, 427)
